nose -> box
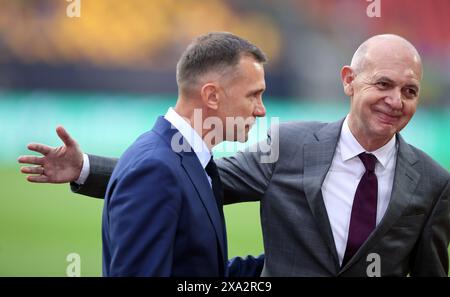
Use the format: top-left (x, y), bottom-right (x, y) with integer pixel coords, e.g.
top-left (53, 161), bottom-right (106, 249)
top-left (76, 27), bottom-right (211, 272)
top-left (385, 88), bottom-right (403, 110)
top-left (254, 98), bottom-right (266, 117)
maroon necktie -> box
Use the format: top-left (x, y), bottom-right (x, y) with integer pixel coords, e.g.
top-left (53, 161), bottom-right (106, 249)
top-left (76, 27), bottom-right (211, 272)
top-left (342, 152), bottom-right (378, 266)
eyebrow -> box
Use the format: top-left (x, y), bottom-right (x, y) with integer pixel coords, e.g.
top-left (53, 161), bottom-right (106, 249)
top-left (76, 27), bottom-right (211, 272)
top-left (246, 88), bottom-right (265, 96)
top-left (374, 76), bottom-right (395, 84)
top-left (375, 76), bottom-right (419, 91)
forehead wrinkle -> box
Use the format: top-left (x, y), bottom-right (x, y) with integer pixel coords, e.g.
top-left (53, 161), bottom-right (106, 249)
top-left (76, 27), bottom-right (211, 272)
top-left (372, 70), bottom-right (420, 85)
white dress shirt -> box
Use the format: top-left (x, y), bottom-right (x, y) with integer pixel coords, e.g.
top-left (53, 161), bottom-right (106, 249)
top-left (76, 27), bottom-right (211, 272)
top-left (76, 107), bottom-right (213, 186)
top-left (321, 116), bottom-right (398, 265)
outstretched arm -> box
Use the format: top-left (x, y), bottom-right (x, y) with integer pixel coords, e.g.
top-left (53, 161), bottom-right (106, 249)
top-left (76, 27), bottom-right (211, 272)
top-left (217, 125), bottom-right (278, 204)
top-left (70, 154), bottom-right (117, 198)
top-left (18, 126), bottom-right (84, 183)
top-left (18, 126), bottom-right (116, 198)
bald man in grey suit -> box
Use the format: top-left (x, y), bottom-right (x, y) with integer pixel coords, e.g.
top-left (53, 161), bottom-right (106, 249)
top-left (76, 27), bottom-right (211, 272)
top-left (216, 35), bottom-right (450, 276)
top-left (19, 34), bottom-right (450, 276)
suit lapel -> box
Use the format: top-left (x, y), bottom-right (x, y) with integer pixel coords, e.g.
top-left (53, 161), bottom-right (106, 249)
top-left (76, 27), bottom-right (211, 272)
top-left (181, 151), bottom-right (227, 263)
top-left (339, 134), bottom-right (420, 273)
top-left (152, 117), bottom-right (227, 266)
top-left (303, 120), bottom-right (344, 270)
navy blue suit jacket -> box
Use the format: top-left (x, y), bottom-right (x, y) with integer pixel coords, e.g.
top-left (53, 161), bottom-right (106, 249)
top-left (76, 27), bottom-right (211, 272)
top-left (102, 117), bottom-right (263, 276)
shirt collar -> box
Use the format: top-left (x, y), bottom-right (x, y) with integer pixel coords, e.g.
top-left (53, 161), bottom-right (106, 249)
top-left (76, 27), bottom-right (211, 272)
top-left (340, 116), bottom-right (397, 169)
top-left (164, 107), bottom-right (211, 169)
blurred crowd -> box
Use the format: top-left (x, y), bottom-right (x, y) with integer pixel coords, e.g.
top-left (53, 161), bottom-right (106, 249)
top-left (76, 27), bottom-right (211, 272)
top-left (0, 0), bottom-right (449, 104)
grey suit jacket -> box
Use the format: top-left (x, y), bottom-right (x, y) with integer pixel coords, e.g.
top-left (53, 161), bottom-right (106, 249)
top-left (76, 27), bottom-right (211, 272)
top-left (217, 120), bottom-right (450, 276)
top-left (71, 154), bottom-right (118, 198)
top-left (71, 119), bottom-right (450, 276)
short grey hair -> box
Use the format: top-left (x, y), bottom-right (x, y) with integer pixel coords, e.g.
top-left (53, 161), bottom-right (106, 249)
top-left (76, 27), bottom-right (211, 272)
top-left (176, 32), bottom-right (267, 94)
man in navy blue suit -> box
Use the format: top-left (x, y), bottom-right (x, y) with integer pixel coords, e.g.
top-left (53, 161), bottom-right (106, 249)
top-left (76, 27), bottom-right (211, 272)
top-left (19, 32), bottom-right (267, 276)
top-left (101, 32), bottom-right (268, 276)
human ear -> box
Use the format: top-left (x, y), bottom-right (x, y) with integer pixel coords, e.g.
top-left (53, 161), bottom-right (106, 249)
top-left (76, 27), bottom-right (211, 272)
top-left (341, 66), bottom-right (355, 97)
top-left (200, 83), bottom-right (220, 110)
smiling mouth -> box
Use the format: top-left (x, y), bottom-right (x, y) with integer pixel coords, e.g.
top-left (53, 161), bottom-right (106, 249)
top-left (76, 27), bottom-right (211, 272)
top-left (375, 111), bottom-right (400, 125)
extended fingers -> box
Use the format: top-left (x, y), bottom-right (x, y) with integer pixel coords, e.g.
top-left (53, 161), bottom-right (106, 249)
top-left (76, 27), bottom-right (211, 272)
top-left (27, 143), bottom-right (53, 156)
top-left (20, 166), bottom-right (44, 175)
top-left (27, 175), bottom-right (50, 183)
top-left (17, 155), bottom-right (45, 165)
top-left (56, 126), bottom-right (76, 147)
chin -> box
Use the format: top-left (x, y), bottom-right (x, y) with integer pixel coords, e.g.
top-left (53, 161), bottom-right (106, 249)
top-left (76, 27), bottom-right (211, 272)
top-left (371, 127), bottom-right (396, 140)
top-left (369, 118), bottom-right (396, 134)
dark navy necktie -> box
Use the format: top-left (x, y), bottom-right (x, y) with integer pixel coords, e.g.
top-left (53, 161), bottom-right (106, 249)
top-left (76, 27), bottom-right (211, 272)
top-left (342, 152), bottom-right (378, 266)
top-left (205, 157), bottom-right (225, 221)
top-left (205, 157), bottom-right (228, 270)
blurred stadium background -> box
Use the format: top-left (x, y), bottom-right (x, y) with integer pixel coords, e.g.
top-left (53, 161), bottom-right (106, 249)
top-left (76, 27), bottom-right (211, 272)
top-left (0, 0), bottom-right (449, 276)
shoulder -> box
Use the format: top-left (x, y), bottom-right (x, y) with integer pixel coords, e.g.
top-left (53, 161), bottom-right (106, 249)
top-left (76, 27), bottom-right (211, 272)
top-left (260, 120), bottom-right (333, 165)
top-left (268, 120), bottom-right (330, 147)
top-left (107, 140), bottom-right (182, 202)
top-left (402, 142), bottom-right (450, 191)
top-left (407, 144), bottom-right (449, 177)
top-left (115, 130), bottom-right (181, 177)
top-left (277, 120), bottom-right (329, 134)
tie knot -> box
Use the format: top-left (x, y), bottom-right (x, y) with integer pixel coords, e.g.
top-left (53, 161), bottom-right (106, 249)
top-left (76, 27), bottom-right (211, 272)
top-left (358, 153), bottom-right (377, 172)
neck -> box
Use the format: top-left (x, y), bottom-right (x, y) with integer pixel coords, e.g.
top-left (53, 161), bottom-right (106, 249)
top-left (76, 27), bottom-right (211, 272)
top-left (174, 99), bottom-right (218, 150)
top-left (347, 115), bottom-right (391, 152)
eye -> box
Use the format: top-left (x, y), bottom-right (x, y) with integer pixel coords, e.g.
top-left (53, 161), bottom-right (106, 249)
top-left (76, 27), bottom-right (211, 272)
top-left (250, 90), bottom-right (262, 99)
top-left (375, 81), bottom-right (390, 89)
top-left (404, 88), bottom-right (417, 98)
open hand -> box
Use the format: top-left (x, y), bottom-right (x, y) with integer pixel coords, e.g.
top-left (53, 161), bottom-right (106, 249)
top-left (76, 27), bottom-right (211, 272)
top-left (18, 126), bottom-right (84, 183)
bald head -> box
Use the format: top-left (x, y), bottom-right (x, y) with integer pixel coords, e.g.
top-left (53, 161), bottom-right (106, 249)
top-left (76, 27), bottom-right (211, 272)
top-left (350, 34), bottom-right (422, 79)
top-left (342, 34), bottom-right (423, 151)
